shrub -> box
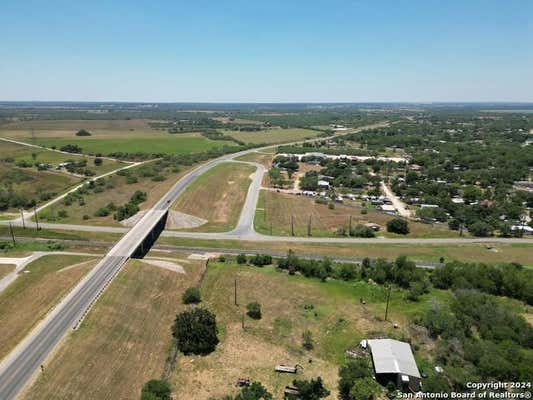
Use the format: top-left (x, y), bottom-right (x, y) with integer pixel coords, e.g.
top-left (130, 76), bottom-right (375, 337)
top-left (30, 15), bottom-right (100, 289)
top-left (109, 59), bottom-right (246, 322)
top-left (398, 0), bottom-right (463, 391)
top-left (249, 254), bottom-right (272, 266)
top-left (126, 175), bottom-right (138, 184)
top-left (182, 287), bottom-right (201, 304)
top-left (246, 302), bottom-right (262, 319)
top-left (76, 129), bottom-right (91, 136)
top-left (95, 207), bottom-right (110, 217)
top-left (350, 224), bottom-right (375, 238)
top-left (386, 218), bottom-right (409, 235)
top-left (236, 253), bottom-right (247, 264)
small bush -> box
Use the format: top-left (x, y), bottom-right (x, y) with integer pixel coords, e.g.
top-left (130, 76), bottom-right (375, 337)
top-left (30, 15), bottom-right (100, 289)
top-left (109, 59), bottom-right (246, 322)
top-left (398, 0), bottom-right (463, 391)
top-left (236, 253), bottom-right (247, 264)
top-left (182, 287), bottom-right (201, 304)
top-left (302, 330), bottom-right (314, 350)
top-left (95, 207), bottom-right (110, 217)
top-left (246, 302), bottom-right (262, 319)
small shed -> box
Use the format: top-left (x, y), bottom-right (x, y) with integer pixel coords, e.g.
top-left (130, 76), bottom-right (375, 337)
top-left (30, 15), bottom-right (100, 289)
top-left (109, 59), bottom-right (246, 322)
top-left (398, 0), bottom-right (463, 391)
top-left (367, 339), bottom-right (421, 392)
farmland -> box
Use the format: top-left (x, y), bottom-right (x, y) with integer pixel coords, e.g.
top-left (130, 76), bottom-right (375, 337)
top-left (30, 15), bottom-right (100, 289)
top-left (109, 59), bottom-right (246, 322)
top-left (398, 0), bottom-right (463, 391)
top-left (254, 190), bottom-right (460, 238)
top-left (0, 254), bottom-right (97, 360)
top-left (24, 256), bottom-right (205, 400)
top-left (171, 162), bottom-right (256, 232)
top-left (225, 128), bottom-right (321, 145)
top-left (170, 261), bottom-right (450, 399)
top-left (0, 119), bottom-right (238, 156)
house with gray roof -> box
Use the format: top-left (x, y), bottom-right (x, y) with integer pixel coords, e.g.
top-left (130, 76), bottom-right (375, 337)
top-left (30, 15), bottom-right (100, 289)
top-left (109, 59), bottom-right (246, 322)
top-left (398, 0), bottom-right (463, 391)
top-left (367, 339), bottom-right (421, 392)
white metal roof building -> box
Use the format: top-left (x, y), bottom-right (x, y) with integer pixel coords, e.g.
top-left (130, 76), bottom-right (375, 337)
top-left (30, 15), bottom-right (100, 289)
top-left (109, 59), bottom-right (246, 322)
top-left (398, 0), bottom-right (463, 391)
top-left (367, 339), bottom-right (421, 391)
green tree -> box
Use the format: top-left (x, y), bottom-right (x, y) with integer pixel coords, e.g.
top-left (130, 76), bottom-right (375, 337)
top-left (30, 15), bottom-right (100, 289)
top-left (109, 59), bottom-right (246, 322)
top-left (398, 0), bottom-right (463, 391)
top-left (236, 382), bottom-right (272, 400)
top-left (140, 379), bottom-right (171, 400)
top-left (236, 253), bottom-right (247, 264)
top-left (172, 308), bottom-right (219, 355)
top-left (291, 377), bottom-right (330, 400)
top-left (338, 359), bottom-right (373, 400)
top-left (386, 218), bottom-right (409, 235)
top-left (348, 377), bottom-right (381, 400)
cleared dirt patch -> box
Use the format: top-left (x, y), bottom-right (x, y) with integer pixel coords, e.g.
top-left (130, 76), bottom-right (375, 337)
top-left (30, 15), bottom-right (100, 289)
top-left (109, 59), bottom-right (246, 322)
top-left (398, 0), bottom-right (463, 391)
top-left (139, 258), bottom-right (186, 274)
top-left (171, 162), bottom-right (255, 232)
top-left (0, 254), bottom-right (96, 361)
top-left (24, 257), bottom-right (205, 400)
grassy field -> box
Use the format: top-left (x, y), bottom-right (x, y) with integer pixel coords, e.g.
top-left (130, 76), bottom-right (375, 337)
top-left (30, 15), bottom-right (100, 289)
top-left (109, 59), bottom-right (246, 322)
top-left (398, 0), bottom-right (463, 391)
top-left (24, 256), bottom-right (205, 400)
top-left (36, 161), bottom-right (192, 226)
top-left (255, 190), bottom-right (460, 238)
top-left (31, 134), bottom-right (235, 156)
top-left (1, 119), bottom-right (238, 156)
top-left (170, 262), bottom-right (449, 399)
top-left (0, 254), bottom-right (97, 361)
top-left (171, 162), bottom-right (256, 232)
top-left (224, 128), bottom-right (321, 145)
top-left (0, 141), bottom-right (125, 174)
top-left (157, 237), bottom-right (533, 267)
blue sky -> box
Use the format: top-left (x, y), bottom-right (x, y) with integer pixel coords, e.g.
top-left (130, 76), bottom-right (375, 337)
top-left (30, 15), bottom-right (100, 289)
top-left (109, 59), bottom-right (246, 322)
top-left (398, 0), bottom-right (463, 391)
top-left (1, 0), bottom-right (532, 102)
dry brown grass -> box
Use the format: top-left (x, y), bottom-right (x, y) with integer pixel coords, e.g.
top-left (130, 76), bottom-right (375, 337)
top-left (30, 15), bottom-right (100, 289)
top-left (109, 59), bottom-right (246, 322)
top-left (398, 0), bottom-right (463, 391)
top-left (235, 151), bottom-right (274, 168)
top-left (0, 254), bottom-right (96, 361)
top-left (0, 264), bottom-right (15, 280)
top-left (0, 119), bottom-right (159, 139)
top-left (255, 190), bottom-right (459, 238)
top-left (171, 162), bottom-right (255, 232)
top-left (24, 257), bottom-right (205, 400)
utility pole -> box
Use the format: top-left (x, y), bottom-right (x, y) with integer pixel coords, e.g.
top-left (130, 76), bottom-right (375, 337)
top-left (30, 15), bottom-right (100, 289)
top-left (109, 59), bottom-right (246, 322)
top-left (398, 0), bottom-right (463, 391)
top-left (307, 215), bottom-right (312, 236)
top-left (384, 285), bottom-right (392, 321)
top-left (291, 215), bottom-right (294, 236)
top-left (9, 223), bottom-right (16, 246)
top-left (234, 277), bottom-right (238, 306)
top-left (241, 313), bottom-right (245, 330)
top-left (20, 209), bottom-right (25, 229)
top-left (270, 223), bottom-right (273, 236)
top-left (349, 215), bottom-right (352, 235)
top-left (34, 206), bottom-right (40, 230)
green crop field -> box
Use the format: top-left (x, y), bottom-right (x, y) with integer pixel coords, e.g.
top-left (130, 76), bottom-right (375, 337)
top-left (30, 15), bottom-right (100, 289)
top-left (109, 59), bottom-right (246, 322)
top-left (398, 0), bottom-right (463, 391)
top-left (30, 134), bottom-right (236, 156)
top-left (224, 128), bottom-right (321, 144)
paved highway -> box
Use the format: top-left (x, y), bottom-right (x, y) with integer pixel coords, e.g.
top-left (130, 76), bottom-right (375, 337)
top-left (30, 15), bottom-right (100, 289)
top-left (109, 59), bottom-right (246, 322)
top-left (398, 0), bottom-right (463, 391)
top-left (0, 147), bottom-right (260, 399)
